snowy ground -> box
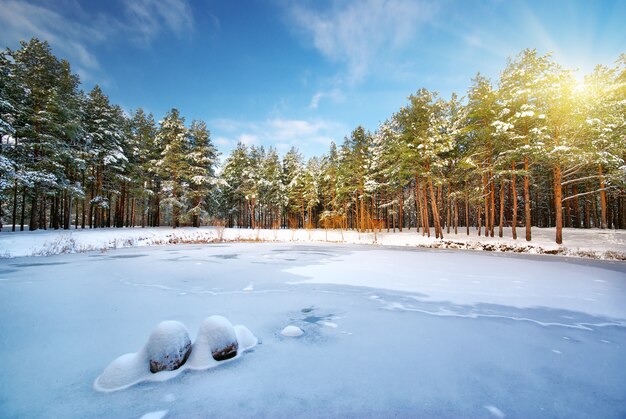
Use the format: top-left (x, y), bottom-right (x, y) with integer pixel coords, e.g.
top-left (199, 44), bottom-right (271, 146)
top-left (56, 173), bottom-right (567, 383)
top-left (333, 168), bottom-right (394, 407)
top-left (0, 226), bottom-right (625, 260)
top-left (0, 243), bottom-right (624, 418)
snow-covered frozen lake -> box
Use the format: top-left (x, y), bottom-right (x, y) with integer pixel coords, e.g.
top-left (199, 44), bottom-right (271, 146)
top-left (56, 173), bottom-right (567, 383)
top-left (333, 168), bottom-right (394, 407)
top-left (0, 243), bottom-right (625, 418)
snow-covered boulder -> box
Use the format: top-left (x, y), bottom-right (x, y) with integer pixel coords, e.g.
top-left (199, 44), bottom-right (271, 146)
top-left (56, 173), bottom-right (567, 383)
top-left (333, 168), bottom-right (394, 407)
top-left (146, 321), bottom-right (192, 373)
top-left (188, 315), bottom-right (238, 366)
top-left (95, 316), bottom-right (257, 392)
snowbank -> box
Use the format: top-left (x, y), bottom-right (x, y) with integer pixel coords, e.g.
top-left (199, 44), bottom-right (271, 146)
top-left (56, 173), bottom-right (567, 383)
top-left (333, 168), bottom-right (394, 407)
top-left (95, 316), bottom-right (257, 392)
top-left (0, 226), bottom-right (624, 260)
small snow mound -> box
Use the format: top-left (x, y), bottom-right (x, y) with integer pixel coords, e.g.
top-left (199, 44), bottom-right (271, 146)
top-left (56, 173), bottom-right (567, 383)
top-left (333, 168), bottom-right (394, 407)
top-left (140, 410), bottom-right (168, 419)
top-left (235, 324), bottom-right (258, 349)
top-left (281, 325), bottom-right (304, 337)
top-left (146, 321), bottom-right (192, 373)
top-left (243, 283), bottom-right (254, 291)
top-left (94, 352), bottom-right (147, 392)
top-left (484, 405), bottom-right (505, 418)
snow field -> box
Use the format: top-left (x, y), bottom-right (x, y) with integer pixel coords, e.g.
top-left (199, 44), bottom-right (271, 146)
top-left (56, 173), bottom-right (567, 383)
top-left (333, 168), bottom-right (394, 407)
top-left (95, 316), bottom-right (257, 392)
top-left (1, 226), bottom-right (625, 260)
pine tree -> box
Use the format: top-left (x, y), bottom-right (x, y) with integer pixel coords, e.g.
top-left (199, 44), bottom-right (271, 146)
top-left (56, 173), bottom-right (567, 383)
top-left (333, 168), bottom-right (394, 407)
top-left (83, 86), bottom-right (127, 228)
top-left (220, 142), bottom-right (249, 227)
top-left (155, 108), bottom-right (189, 228)
top-left (187, 120), bottom-right (218, 227)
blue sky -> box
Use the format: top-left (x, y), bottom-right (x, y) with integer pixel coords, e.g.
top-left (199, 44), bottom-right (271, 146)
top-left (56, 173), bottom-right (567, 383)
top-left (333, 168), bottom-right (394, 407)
top-left (1, 0), bottom-right (624, 159)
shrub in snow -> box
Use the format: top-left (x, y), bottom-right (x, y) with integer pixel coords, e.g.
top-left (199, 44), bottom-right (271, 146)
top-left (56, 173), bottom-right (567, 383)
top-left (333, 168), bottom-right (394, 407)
top-left (146, 321), bottom-right (192, 373)
top-left (281, 325), bottom-right (303, 337)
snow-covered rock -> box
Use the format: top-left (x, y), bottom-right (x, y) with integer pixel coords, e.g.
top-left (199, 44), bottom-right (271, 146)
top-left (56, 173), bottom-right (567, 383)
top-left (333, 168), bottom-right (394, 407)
top-left (95, 316), bottom-right (258, 392)
top-left (146, 321), bottom-right (192, 373)
top-left (281, 325), bottom-right (303, 337)
top-left (188, 315), bottom-right (238, 367)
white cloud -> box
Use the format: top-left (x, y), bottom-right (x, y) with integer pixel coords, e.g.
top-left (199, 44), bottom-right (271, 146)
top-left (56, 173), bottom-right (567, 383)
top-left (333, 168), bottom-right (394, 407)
top-left (238, 134), bottom-right (258, 146)
top-left (214, 136), bottom-right (232, 147)
top-left (308, 89), bottom-right (344, 109)
top-left (289, 0), bottom-right (437, 84)
top-left (210, 117), bottom-right (347, 158)
top-left (124, 0), bottom-right (194, 44)
top-left (0, 1), bottom-right (103, 70)
top-left (268, 118), bottom-right (340, 144)
top-left (0, 0), bottom-right (196, 80)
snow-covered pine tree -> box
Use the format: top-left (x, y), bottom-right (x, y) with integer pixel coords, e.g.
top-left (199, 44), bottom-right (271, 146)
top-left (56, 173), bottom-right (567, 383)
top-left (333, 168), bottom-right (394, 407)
top-left (282, 147), bottom-right (304, 228)
top-left (155, 108), bottom-right (190, 228)
top-left (497, 49), bottom-right (552, 241)
top-left (187, 120), bottom-right (218, 227)
top-left (83, 86), bottom-right (127, 228)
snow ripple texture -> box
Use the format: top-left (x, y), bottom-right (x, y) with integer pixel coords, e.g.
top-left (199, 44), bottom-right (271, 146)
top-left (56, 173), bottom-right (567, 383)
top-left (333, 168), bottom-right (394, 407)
top-left (94, 316), bottom-right (257, 392)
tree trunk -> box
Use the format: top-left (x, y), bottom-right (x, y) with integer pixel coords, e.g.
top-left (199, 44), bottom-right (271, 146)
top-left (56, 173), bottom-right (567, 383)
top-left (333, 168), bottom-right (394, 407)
top-left (482, 172), bottom-right (489, 237)
top-left (422, 183), bottom-right (430, 237)
top-left (11, 181), bottom-right (18, 232)
top-left (489, 170), bottom-right (495, 237)
top-left (398, 189), bottom-right (403, 232)
top-left (599, 164), bottom-right (608, 229)
top-left (29, 192), bottom-right (39, 231)
top-left (554, 164), bottom-right (563, 244)
top-left (427, 174), bottom-right (442, 239)
top-left (20, 187), bottom-right (26, 231)
top-left (465, 190), bottom-right (469, 236)
top-left (511, 161), bottom-right (517, 240)
top-left (446, 193), bottom-right (451, 235)
top-left (499, 181), bottom-right (505, 238)
top-left (524, 157), bottom-right (531, 241)
top-left (454, 198), bottom-right (459, 235)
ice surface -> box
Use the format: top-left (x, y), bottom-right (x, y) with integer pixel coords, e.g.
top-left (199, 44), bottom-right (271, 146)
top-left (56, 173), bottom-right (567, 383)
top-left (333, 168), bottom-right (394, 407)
top-left (281, 325), bottom-right (304, 337)
top-left (286, 250), bottom-right (626, 321)
top-left (0, 243), bottom-right (625, 417)
top-left (140, 411), bottom-right (168, 419)
top-left (484, 405), bottom-right (505, 418)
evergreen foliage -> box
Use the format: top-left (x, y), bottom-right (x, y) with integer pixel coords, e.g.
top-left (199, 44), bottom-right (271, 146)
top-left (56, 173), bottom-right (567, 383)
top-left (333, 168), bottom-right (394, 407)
top-left (0, 39), bottom-right (624, 242)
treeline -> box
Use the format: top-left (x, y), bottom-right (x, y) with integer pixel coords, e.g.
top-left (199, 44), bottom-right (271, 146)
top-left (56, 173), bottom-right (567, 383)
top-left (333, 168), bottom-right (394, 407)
top-left (219, 50), bottom-right (626, 243)
top-left (0, 39), bottom-right (219, 231)
top-left (1, 39), bottom-right (625, 243)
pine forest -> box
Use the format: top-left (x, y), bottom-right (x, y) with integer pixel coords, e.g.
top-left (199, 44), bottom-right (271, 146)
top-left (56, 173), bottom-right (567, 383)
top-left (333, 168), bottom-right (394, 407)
top-left (1, 38), bottom-right (625, 244)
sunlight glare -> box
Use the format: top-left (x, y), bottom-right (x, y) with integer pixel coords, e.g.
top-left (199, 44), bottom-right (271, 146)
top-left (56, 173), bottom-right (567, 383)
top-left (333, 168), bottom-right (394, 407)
top-left (572, 70), bottom-right (587, 93)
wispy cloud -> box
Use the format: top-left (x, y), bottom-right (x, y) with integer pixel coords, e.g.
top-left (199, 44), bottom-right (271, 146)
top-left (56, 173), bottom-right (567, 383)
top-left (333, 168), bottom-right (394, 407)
top-left (0, 0), bottom-right (196, 81)
top-left (308, 89), bottom-right (344, 109)
top-left (288, 0), bottom-right (437, 85)
top-left (211, 117), bottom-right (347, 157)
top-left (124, 0), bottom-right (194, 44)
